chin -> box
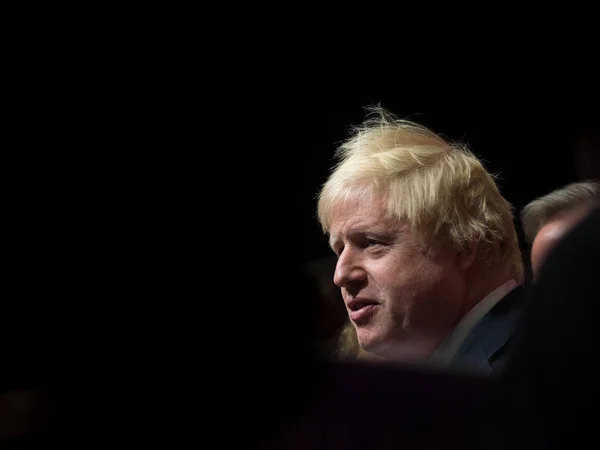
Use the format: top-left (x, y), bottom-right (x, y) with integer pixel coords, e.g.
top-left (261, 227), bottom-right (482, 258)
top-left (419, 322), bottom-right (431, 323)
top-left (359, 332), bottom-right (429, 363)
top-left (357, 330), bottom-right (388, 357)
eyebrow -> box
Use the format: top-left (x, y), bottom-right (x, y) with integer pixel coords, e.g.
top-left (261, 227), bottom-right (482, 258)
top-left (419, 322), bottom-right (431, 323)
top-left (329, 226), bottom-right (396, 250)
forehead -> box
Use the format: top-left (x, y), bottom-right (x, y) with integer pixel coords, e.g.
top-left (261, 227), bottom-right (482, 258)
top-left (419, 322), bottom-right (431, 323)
top-left (531, 218), bottom-right (572, 261)
top-left (538, 210), bottom-right (589, 242)
top-left (329, 194), bottom-right (401, 239)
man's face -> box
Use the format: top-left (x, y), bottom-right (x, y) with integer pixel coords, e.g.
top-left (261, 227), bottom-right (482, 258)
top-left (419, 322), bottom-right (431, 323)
top-left (328, 194), bottom-right (466, 361)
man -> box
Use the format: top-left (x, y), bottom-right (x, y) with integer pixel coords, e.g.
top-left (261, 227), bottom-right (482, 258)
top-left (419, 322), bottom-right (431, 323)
top-left (317, 106), bottom-right (525, 375)
top-left (493, 205), bottom-right (600, 450)
top-left (520, 181), bottom-right (599, 278)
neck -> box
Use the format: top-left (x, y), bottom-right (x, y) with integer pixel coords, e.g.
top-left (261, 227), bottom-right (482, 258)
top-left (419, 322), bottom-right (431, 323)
top-left (457, 265), bottom-right (514, 322)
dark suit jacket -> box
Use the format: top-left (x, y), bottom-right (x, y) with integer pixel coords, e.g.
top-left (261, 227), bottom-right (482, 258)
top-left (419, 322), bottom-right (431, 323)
top-left (450, 285), bottom-right (526, 376)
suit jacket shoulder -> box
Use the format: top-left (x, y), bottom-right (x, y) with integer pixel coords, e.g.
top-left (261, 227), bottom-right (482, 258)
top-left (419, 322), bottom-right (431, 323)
top-left (451, 286), bottom-right (527, 376)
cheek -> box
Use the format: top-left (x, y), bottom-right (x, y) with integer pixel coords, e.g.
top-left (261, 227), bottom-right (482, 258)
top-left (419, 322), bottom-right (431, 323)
top-left (410, 259), bottom-right (460, 301)
top-left (381, 260), bottom-right (444, 301)
top-left (410, 256), bottom-right (446, 284)
top-left (374, 248), bottom-right (456, 299)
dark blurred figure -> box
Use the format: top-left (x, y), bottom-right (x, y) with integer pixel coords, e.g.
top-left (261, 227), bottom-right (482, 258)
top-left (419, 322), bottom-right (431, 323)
top-left (491, 205), bottom-right (600, 450)
top-left (520, 181), bottom-right (599, 278)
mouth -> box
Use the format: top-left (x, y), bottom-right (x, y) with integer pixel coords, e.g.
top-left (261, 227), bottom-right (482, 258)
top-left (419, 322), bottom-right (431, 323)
top-left (347, 298), bottom-right (379, 324)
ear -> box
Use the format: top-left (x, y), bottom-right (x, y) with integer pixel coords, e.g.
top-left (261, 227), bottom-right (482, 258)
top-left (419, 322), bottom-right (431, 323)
top-left (456, 241), bottom-right (478, 271)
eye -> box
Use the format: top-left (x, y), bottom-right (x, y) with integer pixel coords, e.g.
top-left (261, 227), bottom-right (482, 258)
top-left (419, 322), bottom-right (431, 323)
top-left (366, 238), bottom-right (380, 247)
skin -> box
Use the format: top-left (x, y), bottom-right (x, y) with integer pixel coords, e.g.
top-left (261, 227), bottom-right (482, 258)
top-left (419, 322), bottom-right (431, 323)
top-left (531, 207), bottom-right (596, 278)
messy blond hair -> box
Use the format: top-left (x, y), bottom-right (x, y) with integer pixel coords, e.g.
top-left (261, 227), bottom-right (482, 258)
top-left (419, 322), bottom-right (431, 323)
top-left (521, 181), bottom-right (600, 244)
top-left (317, 106), bottom-right (524, 282)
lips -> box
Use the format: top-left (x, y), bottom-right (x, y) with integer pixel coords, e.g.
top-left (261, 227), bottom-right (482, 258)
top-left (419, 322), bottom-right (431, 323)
top-left (347, 298), bottom-right (379, 324)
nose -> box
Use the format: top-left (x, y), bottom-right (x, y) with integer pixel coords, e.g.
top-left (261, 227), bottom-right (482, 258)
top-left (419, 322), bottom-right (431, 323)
top-left (333, 248), bottom-right (367, 290)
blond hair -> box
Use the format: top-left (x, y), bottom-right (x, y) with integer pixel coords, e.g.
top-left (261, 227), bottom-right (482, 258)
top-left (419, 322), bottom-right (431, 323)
top-left (337, 322), bottom-right (360, 359)
top-left (521, 181), bottom-right (600, 244)
top-left (317, 106), bottom-right (524, 282)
